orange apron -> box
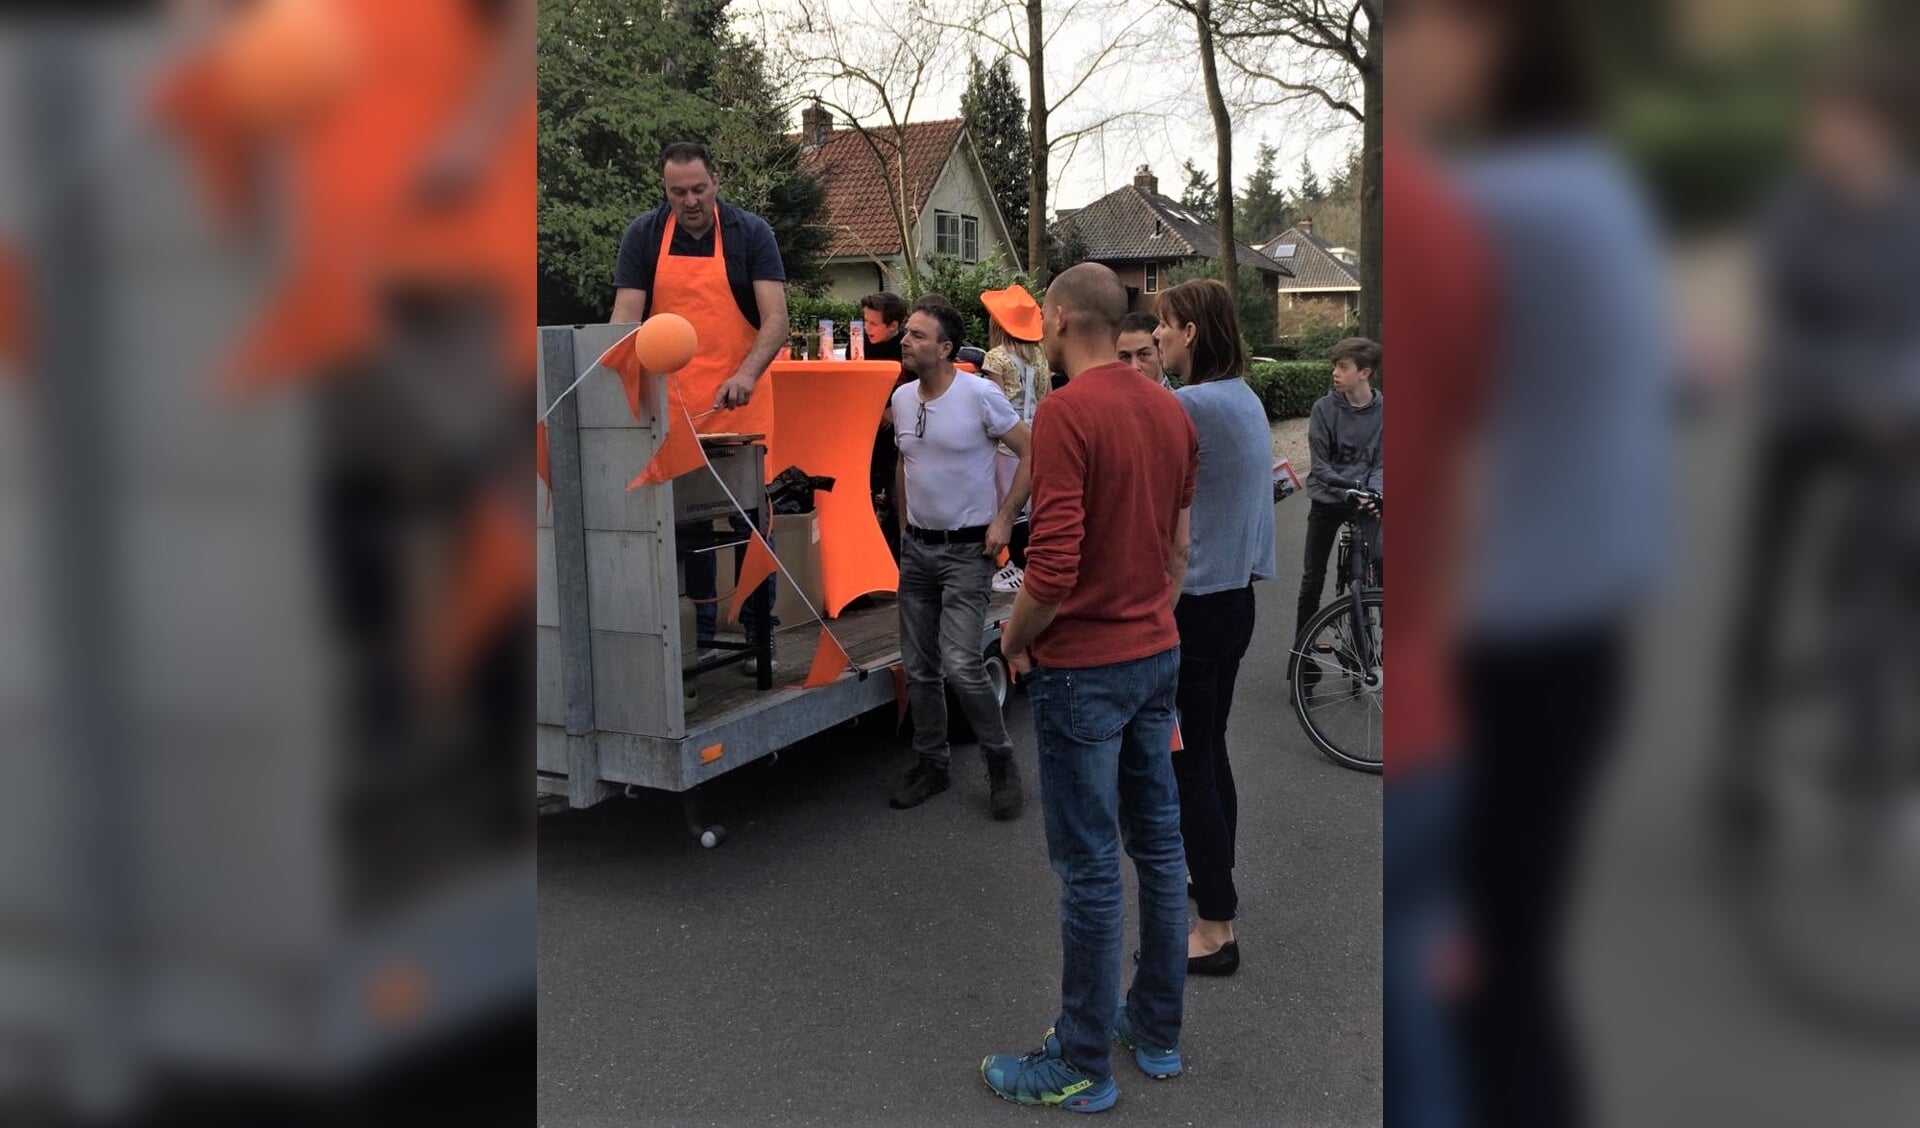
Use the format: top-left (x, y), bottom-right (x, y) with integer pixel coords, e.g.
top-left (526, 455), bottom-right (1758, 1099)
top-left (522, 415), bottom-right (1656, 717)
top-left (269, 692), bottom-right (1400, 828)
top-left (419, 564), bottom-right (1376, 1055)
top-left (651, 209), bottom-right (774, 456)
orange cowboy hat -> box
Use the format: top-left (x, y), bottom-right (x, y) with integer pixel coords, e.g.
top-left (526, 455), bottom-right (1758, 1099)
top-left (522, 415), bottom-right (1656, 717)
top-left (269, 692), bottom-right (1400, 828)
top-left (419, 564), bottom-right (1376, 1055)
top-left (979, 285), bottom-right (1044, 342)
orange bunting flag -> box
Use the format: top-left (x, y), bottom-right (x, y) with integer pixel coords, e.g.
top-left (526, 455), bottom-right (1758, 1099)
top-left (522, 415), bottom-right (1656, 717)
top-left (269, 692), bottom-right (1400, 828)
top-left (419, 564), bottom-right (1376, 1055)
top-left (725, 532), bottom-right (780, 626)
top-left (802, 626), bottom-right (851, 689)
top-left (1171, 719), bottom-right (1185, 752)
top-left (628, 416), bottom-right (705, 488)
top-left (535, 420), bottom-right (550, 489)
top-left (595, 328), bottom-right (645, 422)
top-left (424, 491), bottom-right (532, 694)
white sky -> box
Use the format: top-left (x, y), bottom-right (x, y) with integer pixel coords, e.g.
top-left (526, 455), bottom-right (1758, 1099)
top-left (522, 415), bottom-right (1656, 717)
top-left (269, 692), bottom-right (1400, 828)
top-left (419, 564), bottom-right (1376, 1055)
top-left (732, 0), bottom-right (1361, 214)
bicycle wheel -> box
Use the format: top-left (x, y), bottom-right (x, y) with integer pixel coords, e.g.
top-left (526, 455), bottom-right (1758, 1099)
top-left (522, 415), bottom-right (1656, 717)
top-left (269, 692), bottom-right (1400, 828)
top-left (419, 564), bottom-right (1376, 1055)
top-left (1712, 475), bottom-right (1920, 1039)
top-left (1290, 589), bottom-right (1383, 773)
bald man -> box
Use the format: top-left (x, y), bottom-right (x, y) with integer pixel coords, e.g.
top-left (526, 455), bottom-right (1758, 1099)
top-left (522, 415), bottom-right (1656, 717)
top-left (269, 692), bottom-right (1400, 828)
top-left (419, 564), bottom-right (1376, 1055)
top-left (982, 264), bottom-right (1199, 1110)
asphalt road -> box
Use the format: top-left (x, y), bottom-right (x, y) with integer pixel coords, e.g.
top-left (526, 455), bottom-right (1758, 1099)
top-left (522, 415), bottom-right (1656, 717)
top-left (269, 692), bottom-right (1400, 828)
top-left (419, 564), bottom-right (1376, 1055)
top-left (538, 494), bottom-right (1382, 1128)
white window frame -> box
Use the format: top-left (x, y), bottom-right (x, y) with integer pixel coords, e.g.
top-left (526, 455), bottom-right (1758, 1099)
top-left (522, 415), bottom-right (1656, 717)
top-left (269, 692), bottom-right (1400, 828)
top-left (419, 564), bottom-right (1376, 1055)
top-left (962, 215), bottom-right (980, 262)
top-left (935, 211), bottom-right (962, 257)
top-left (1145, 262), bottom-right (1160, 294)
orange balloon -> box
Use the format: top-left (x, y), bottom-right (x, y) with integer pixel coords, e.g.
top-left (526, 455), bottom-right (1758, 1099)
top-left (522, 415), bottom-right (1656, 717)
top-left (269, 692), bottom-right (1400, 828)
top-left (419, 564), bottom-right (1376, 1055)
top-left (633, 313), bottom-right (697, 373)
top-left (218, 0), bottom-right (359, 133)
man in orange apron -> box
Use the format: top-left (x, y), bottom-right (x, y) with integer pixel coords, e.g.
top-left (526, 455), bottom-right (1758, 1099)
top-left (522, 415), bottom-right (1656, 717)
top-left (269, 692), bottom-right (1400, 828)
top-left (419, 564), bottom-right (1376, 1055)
top-left (612, 142), bottom-right (789, 661)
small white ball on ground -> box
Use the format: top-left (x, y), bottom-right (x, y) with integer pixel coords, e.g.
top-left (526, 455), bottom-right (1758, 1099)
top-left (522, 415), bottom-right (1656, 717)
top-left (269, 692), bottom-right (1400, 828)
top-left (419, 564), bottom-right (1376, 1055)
top-left (699, 829), bottom-right (718, 849)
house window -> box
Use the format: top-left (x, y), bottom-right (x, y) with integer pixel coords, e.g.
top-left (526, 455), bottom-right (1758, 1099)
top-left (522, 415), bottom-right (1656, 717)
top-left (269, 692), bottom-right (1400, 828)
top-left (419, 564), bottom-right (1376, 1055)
top-left (935, 212), bottom-right (980, 261)
top-left (1145, 263), bottom-right (1160, 294)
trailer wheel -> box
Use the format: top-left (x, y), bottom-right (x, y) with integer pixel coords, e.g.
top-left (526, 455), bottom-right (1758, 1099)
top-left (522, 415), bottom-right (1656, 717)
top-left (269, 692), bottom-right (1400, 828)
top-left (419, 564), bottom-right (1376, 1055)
top-left (943, 639), bottom-right (1012, 743)
top-left (983, 640), bottom-right (1009, 708)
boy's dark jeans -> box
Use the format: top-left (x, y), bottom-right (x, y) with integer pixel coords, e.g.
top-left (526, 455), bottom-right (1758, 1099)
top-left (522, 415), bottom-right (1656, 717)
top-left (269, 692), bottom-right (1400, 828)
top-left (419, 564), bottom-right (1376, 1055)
top-left (1296, 499), bottom-right (1355, 637)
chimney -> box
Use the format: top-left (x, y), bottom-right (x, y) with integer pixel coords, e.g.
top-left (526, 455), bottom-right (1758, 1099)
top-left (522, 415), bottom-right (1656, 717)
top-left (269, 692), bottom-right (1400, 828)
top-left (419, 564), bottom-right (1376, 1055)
top-left (1133, 165), bottom-right (1158, 194)
top-left (801, 102), bottom-right (833, 148)
top-left (1299, 216), bottom-right (1314, 235)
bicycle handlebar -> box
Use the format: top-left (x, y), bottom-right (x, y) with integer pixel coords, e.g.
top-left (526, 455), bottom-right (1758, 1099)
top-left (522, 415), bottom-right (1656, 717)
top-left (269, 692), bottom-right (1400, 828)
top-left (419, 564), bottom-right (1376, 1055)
top-left (1325, 476), bottom-right (1382, 508)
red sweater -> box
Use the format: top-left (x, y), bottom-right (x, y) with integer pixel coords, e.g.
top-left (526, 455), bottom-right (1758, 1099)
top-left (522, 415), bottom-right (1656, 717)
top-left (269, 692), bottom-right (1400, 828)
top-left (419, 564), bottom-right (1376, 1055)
top-left (1024, 362), bottom-right (1198, 669)
top-left (1382, 138), bottom-right (1495, 778)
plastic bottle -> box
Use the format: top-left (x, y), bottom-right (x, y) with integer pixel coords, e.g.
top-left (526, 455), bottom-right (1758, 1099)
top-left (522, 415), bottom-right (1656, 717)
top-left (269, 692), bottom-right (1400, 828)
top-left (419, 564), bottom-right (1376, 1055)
top-left (849, 318), bottom-right (865, 360)
top-left (817, 319), bottom-right (834, 361)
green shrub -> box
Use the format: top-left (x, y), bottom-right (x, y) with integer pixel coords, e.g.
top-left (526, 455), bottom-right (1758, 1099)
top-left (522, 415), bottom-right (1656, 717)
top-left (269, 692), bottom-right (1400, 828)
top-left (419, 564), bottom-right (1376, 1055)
top-left (787, 295), bottom-right (862, 343)
top-left (1245, 361), bottom-right (1329, 420)
top-left (909, 253), bottom-right (1037, 349)
top-left (1616, 83), bottom-right (1793, 230)
top-left (1264, 321), bottom-right (1354, 361)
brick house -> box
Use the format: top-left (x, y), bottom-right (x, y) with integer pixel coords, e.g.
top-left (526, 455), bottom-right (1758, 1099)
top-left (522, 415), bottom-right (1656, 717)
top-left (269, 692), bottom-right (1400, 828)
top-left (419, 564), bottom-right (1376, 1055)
top-left (1260, 220), bottom-right (1362, 334)
top-left (796, 106), bottom-right (1022, 301)
top-left (1055, 166), bottom-right (1290, 314)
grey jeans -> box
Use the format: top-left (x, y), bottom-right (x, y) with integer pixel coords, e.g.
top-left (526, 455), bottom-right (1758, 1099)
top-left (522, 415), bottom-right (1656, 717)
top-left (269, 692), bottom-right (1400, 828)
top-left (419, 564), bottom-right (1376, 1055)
top-left (897, 536), bottom-right (1014, 767)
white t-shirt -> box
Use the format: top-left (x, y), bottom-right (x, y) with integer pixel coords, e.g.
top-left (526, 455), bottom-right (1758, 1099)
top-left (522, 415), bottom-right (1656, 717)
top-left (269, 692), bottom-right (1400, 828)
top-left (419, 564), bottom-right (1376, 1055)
top-left (893, 372), bottom-right (1019, 531)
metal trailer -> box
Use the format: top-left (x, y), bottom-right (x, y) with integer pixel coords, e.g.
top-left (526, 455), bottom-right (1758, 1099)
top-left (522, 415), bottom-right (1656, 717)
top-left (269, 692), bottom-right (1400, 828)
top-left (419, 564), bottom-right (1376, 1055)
top-left (0, 31), bottom-right (534, 1111)
top-left (535, 324), bottom-right (1012, 844)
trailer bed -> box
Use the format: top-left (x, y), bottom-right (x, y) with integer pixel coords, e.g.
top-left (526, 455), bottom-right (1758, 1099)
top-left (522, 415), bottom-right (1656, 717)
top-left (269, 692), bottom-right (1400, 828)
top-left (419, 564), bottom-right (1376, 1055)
top-left (537, 592), bottom-right (1013, 808)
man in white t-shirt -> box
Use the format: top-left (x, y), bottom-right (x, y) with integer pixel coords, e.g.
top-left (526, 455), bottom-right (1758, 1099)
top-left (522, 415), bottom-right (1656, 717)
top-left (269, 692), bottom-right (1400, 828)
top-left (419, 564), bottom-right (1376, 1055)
top-left (888, 298), bottom-right (1033, 818)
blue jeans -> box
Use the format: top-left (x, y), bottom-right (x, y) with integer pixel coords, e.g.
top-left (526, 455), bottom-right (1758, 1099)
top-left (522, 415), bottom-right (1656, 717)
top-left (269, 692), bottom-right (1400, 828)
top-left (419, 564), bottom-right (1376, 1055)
top-left (1384, 766), bottom-right (1464, 1128)
top-left (1027, 647), bottom-right (1186, 1081)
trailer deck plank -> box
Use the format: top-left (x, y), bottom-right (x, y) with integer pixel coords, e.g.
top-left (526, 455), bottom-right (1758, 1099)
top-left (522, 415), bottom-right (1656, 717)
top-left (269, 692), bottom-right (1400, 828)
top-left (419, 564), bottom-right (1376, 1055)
top-left (682, 592), bottom-right (1013, 725)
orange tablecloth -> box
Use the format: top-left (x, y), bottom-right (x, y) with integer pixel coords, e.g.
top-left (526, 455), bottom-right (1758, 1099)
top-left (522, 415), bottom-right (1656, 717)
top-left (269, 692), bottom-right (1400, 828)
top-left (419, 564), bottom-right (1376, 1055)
top-left (762, 360), bottom-right (902, 617)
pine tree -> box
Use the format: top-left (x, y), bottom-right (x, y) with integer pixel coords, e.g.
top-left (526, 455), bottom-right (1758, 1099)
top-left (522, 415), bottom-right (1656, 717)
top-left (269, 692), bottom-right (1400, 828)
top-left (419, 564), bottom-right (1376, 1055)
top-left (1179, 159), bottom-right (1218, 223)
top-left (1239, 141), bottom-right (1292, 245)
top-left (1296, 154), bottom-right (1326, 204)
top-left (960, 55), bottom-right (1033, 265)
top-left (1327, 144), bottom-right (1360, 201)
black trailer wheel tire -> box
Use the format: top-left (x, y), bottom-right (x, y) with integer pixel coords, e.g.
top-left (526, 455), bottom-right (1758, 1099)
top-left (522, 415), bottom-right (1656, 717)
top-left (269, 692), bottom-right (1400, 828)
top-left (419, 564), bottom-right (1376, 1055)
top-left (983, 640), bottom-right (1010, 708)
top-left (944, 638), bottom-right (1012, 743)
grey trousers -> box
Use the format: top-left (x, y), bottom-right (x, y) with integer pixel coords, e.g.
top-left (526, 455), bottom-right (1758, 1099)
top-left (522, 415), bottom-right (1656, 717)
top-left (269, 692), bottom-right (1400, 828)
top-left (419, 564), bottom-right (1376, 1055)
top-left (897, 536), bottom-right (1014, 767)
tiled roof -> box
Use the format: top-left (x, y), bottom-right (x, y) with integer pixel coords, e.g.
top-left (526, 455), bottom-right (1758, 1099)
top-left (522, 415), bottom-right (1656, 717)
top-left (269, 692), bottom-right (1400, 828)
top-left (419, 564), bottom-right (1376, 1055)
top-left (798, 118), bottom-right (968, 260)
top-left (1057, 185), bottom-right (1291, 276)
top-left (1260, 226), bottom-right (1362, 291)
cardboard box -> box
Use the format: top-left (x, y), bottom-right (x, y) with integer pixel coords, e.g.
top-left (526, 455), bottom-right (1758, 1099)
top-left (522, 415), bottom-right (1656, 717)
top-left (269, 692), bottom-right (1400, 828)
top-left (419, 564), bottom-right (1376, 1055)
top-left (680, 512), bottom-right (824, 635)
top-left (769, 512), bottom-right (824, 628)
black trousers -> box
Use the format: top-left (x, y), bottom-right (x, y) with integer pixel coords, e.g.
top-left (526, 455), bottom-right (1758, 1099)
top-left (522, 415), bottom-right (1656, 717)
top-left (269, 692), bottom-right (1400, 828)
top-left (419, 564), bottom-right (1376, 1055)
top-left (1459, 624), bottom-right (1625, 1128)
top-left (1297, 499), bottom-right (1356, 638)
top-left (1173, 584), bottom-right (1258, 923)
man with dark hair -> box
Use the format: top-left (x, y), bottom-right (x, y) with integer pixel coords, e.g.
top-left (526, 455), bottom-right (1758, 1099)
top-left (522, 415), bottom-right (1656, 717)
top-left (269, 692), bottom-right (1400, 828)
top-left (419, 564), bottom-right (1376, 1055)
top-left (864, 290), bottom-right (912, 561)
top-left (888, 297), bottom-right (1033, 818)
top-left (860, 290), bottom-right (908, 365)
top-left (1117, 311), bottom-right (1169, 387)
top-left (1296, 336), bottom-right (1383, 646)
top-left (982, 262), bottom-right (1197, 1109)
top-left (611, 142), bottom-right (789, 669)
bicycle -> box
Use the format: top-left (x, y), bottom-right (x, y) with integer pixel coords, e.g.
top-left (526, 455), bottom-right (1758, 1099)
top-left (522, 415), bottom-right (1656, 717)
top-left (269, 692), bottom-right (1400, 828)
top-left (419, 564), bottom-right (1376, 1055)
top-left (1289, 478), bottom-right (1383, 774)
top-left (1713, 441), bottom-right (1920, 1038)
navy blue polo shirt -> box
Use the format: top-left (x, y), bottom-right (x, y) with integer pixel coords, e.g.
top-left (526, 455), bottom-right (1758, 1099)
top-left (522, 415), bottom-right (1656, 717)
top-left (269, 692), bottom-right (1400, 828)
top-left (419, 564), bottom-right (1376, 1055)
top-left (612, 201), bottom-right (786, 329)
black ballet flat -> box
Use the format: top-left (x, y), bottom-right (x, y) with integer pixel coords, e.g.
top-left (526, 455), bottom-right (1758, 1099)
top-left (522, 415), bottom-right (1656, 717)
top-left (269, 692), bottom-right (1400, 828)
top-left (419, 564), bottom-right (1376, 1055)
top-left (1132, 941), bottom-right (1241, 977)
top-left (1187, 941), bottom-right (1240, 977)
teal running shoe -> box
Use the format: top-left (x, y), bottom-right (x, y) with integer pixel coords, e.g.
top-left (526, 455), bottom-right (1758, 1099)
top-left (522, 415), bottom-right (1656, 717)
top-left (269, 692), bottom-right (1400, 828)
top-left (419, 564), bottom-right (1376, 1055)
top-left (1110, 999), bottom-right (1182, 1079)
top-left (980, 1028), bottom-right (1118, 1113)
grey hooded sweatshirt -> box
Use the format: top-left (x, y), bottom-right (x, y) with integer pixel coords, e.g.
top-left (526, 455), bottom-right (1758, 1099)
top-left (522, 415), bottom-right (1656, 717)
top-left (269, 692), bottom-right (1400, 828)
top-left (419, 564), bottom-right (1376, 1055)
top-left (1305, 387), bottom-right (1383, 504)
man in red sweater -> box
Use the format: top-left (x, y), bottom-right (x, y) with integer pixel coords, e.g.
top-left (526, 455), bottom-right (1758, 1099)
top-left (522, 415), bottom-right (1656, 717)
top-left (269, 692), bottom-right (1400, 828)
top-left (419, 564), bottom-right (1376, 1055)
top-left (981, 265), bottom-right (1199, 1111)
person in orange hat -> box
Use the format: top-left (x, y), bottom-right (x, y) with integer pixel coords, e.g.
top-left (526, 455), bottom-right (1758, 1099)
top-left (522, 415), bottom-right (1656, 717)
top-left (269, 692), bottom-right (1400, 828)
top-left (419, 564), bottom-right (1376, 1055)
top-left (979, 285), bottom-right (1048, 589)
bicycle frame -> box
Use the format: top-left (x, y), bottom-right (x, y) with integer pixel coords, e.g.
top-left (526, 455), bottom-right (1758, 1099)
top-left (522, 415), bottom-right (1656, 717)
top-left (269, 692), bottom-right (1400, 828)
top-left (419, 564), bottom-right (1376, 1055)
top-left (1337, 508), bottom-right (1380, 670)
